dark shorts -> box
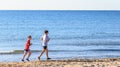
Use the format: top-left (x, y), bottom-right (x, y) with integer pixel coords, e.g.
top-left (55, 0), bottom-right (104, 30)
top-left (43, 46), bottom-right (47, 49)
top-left (24, 49), bottom-right (30, 52)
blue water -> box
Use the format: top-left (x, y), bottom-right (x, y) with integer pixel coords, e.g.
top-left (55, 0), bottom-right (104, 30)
top-left (0, 10), bottom-right (120, 62)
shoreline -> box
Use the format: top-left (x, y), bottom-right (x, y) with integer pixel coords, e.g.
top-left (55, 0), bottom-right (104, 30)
top-left (0, 58), bottom-right (120, 67)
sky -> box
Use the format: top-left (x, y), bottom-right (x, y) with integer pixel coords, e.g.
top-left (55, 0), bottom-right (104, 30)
top-left (0, 0), bottom-right (119, 10)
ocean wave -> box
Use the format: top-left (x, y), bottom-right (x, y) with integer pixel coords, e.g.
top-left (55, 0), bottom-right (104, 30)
top-left (0, 50), bottom-right (40, 54)
top-left (0, 50), bottom-right (85, 54)
top-left (1, 32), bottom-right (120, 42)
top-left (61, 41), bottom-right (120, 46)
top-left (88, 49), bottom-right (120, 51)
top-left (0, 49), bottom-right (120, 54)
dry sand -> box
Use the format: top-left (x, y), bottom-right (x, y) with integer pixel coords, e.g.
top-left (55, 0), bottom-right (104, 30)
top-left (0, 58), bottom-right (120, 67)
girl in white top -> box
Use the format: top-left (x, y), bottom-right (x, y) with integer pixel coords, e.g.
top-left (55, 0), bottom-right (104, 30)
top-left (38, 30), bottom-right (51, 60)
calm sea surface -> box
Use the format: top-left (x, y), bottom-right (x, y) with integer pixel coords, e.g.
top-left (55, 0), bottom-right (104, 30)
top-left (0, 10), bottom-right (120, 62)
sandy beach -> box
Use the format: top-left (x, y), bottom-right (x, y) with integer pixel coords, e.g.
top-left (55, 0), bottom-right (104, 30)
top-left (0, 58), bottom-right (120, 67)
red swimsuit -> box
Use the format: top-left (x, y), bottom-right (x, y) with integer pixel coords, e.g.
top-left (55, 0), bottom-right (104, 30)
top-left (25, 40), bottom-right (30, 50)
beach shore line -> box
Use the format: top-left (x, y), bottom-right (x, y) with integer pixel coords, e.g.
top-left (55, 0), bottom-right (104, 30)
top-left (0, 58), bottom-right (120, 67)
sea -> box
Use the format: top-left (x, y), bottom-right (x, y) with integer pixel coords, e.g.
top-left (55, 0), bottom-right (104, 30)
top-left (0, 10), bottom-right (120, 62)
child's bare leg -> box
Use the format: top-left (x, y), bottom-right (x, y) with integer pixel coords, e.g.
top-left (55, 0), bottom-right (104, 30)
top-left (22, 52), bottom-right (27, 60)
top-left (27, 51), bottom-right (32, 59)
top-left (45, 48), bottom-right (49, 58)
top-left (39, 49), bottom-right (45, 58)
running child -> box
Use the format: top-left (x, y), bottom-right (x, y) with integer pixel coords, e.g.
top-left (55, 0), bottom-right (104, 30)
top-left (22, 35), bottom-right (32, 62)
top-left (38, 30), bottom-right (51, 60)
